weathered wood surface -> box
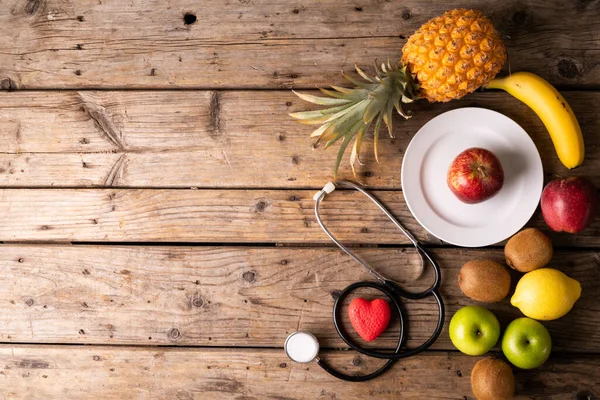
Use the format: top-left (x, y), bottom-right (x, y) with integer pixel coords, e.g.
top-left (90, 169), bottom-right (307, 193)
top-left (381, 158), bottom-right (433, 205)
top-left (0, 345), bottom-right (598, 400)
top-left (0, 0), bottom-right (599, 397)
top-left (1, 188), bottom-right (598, 246)
top-left (0, 245), bottom-right (597, 352)
top-left (1, 91), bottom-right (599, 189)
top-left (0, 0), bottom-right (599, 89)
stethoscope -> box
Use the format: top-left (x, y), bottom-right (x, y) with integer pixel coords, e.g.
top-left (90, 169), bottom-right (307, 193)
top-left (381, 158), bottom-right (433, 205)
top-left (284, 181), bottom-right (445, 381)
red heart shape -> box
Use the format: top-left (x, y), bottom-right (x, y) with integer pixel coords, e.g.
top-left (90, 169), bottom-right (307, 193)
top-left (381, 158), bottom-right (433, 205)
top-left (348, 298), bottom-right (391, 342)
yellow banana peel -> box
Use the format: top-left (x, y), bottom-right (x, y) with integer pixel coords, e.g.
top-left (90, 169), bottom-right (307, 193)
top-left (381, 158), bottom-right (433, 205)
top-left (486, 72), bottom-right (584, 169)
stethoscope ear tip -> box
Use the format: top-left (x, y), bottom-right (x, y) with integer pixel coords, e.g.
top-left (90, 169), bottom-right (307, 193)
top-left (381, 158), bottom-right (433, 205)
top-left (284, 331), bottom-right (320, 364)
top-left (313, 182), bottom-right (336, 201)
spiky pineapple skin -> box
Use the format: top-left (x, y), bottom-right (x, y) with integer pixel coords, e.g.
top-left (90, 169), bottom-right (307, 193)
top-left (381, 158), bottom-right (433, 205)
top-left (401, 9), bottom-right (507, 102)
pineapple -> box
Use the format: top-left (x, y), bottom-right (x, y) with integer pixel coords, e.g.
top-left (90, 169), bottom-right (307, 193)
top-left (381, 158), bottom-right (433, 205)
top-left (290, 9), bottom-right (507, 180)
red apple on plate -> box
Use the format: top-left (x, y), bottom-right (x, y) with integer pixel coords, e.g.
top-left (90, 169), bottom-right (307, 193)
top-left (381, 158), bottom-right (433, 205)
top-left (541, 177), bottom-right (598, 233)
top-left (448, 147), bottom-right (504, 204)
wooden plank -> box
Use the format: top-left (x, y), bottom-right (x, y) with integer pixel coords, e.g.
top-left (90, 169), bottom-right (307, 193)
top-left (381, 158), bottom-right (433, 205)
top-left (0, 345), bottom-right (598, 399)
top-left (1, 245), bottom-right (598, 352)
top-left (1, 91), bottom-right (599, 188)
top-left (0, 0), bottom-right (599, 89)
top-left (0, 188), bottom-right (598, 246)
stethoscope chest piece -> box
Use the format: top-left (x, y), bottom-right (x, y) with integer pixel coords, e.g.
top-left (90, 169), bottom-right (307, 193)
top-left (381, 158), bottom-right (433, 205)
top-left (284, 331), bottom-right (320, 364)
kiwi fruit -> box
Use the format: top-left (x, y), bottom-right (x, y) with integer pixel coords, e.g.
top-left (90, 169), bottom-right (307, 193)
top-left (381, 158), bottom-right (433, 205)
top-left (504, 228), bottom-right (553, 272)
top-left (471, 358), bottom-right (515, 400)
top-left (458, 260), bottom-right (511, 302)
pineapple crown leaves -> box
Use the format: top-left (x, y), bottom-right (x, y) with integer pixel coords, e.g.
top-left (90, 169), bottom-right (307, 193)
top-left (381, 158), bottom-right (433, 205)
top-left (290, 60), bottom-right (420, 182)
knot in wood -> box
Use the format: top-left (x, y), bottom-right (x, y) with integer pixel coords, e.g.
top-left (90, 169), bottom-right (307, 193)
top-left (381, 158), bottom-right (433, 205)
top-left (242, 271), bottom-right (256, 283)
top-left (25, 0), bottom-right (44, 15)
top-left (168, 328), bottom-right (182, 340)
top-left (511, 9), bottom-right (530, 27)
top-left (255, 200), bottom-right (270, 212)
top-left (191, 296), bottom-right (205, 308)
top-left (556, 58), bottom-right (583, 80)
top-left (0, 78), bottom-right (16, 91)
top-left (352, 356), bottom-right (362, 366)
top-left (575, 391), bottom-right (597, 400)
top-left (25, 299), bottom-right (34, 307)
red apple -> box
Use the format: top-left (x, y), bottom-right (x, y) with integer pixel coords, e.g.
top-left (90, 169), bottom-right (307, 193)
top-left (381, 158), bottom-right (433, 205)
top-left (447, 147), bottom-right (504, 204)
top-left (541, 177), bottom-right (598, 233)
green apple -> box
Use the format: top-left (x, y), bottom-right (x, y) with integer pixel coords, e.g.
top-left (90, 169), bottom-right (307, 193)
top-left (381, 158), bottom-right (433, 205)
top-left (449, 305), bottom-right (500, 356)
top-left (502, 317), bottom-right (551, 369)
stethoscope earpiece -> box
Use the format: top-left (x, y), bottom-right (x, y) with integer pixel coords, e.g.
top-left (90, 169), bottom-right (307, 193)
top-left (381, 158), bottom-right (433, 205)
top-left (283, 181), bottom-right (445, 381)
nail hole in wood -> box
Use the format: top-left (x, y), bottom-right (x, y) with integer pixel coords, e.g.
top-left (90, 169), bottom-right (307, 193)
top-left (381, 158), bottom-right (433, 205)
top-left (184, 13), bottom-right (197, 25)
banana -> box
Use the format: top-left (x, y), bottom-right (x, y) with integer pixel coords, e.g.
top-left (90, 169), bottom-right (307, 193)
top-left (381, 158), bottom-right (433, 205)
top-left (486, 72), bottom-right (584, 169)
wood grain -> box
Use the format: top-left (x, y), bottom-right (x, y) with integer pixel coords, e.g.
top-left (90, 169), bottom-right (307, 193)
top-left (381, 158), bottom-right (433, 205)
top-left (0, 188), bottom-right (598, 246)
top-left (0, 0), bottom-right (598, 89)
top-left (1, 245), bottom-right (598, 352)
top-left (0, 345), bottom-right (598, 399)
top-left (1, 91), bottom-right (599, 188)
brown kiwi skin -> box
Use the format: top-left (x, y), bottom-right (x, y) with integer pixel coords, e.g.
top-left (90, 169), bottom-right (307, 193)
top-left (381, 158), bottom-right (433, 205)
top-left (458, 260), bottom-right (511, 303)
top-left (471, 358), bottom-right (515, 400)
top-left (504, 228), bottom-right (553, 272)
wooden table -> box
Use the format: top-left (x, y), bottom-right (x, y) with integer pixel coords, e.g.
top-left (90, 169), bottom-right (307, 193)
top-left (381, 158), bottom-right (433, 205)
top-left (0, 1), bottom-right (599, 398)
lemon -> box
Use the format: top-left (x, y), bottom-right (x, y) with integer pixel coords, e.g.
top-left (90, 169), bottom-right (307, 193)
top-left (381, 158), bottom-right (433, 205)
top-left (511, 268), bottom-right (581, 321)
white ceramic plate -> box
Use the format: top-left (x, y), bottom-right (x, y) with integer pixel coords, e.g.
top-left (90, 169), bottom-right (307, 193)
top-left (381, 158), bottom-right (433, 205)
top-left (401, 108), bottom-right (543, 247)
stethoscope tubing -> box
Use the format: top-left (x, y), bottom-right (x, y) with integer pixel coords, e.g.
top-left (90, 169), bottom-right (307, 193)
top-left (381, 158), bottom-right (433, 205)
top-left (312, 181), bottom-right (445, 381)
